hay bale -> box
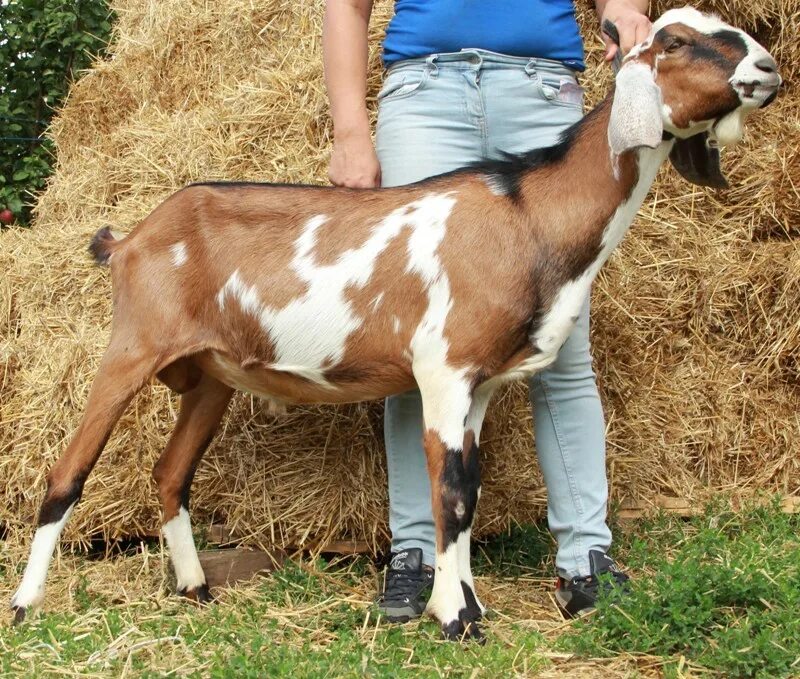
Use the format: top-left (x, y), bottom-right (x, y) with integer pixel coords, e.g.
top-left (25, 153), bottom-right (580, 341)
top-left (1, 0), bottom-right (797, 552)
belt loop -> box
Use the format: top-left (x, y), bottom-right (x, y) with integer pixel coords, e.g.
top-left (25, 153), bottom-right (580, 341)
top-left (524, 58), bottom-right (537, 76)
top-left (425, 53), bottom-right (439, 78)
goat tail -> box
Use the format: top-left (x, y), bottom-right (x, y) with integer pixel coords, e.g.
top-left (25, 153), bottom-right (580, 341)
top-left (88, 226), bottom-right (124, 266)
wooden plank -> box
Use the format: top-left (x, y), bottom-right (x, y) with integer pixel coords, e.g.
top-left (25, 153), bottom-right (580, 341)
top-left (198, 548), bottom-right (286, 587)
top-left (205, 523), bottom-right (239, 545)
top-left (304, 539), bottom-right (373, 555)
top-left (616, 494), bottom-right (800, 521)
top-left (318, 539), bottom-right (373, 555)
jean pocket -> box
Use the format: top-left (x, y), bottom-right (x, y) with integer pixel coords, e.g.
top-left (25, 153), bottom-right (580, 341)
top-left (534, 73), bottom-right (584, 109)
top-left (377, 69), bottom-right (429, 102)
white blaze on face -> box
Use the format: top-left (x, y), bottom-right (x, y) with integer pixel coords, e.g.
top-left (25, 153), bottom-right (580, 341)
top-left (216, 193), bottom-right (457, 383)
top-left (171, 241), bottom-right (188, 267)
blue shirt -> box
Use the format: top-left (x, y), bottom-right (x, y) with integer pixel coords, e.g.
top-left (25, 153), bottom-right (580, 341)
top-left (383, 0), bottom-right (584, 70)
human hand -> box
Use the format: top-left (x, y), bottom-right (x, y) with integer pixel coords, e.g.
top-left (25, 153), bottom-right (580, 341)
top-left (328, 131), bottom-right (381, 188)
top-left (599, 0), bottom-right (651, 62)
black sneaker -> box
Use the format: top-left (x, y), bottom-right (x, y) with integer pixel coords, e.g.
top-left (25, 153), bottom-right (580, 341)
top-left (375, 548), bottom-right (434, 622)
top-left (555, 549), bottom-right (630, 618)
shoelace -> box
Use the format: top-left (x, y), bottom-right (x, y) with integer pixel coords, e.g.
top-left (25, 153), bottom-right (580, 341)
top-left (380, 568), bottom-right (432, 603)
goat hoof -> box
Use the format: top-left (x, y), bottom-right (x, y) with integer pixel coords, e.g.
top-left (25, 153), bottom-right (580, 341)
top-left (441, 617), bottom-right (485, 644)
top-left (179, 584), bottom-right (214, 605)
top-left (11, 606), bottom-right (27, 625)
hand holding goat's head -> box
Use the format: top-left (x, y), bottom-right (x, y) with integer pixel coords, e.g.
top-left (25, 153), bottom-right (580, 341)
top-left (607, 7), bottom-right (781, 187)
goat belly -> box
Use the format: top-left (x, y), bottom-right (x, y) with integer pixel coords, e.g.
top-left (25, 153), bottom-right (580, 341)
top-left (195, 351), bottom-right (415, 406)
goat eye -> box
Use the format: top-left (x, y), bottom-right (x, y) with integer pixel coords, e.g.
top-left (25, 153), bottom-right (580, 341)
top-left (666, 38), bottom-right (686, 53)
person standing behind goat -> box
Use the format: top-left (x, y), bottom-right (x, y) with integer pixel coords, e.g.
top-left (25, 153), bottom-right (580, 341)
top-left (322, 0), bottom-right (649, 620)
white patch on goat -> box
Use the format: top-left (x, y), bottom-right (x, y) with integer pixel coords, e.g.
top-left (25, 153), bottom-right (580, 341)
top-left (662, 103), bottom-right (675, 126)
top-left (370, 292), bottom-right (384, 312)
top-left (400, 193), bottom-right (472, 450)
top-left (713, 110), bottom-right (747, 146)
top-left (650, 7), bottom-right (726, 36)
top-left (392, 316), bottom-right (401, 334)
top-left (625, 34), bottom-right (655, 61)
top-left (171, 241), bottom-right (188, 267)
top-left (11, 504), bottom-right (75, 611)
top-left (162, 507), bottom-right (206, 592)
top-left (216, 195), bottom-right (457, 384)
top-left (466, 385), bottom-right (493, 441)
top-left (425, 541), bottom-right (465, 625)
top-left (217, 269), bottom-right (260, 313)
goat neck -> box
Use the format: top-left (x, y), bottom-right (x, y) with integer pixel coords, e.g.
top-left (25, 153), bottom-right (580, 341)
top-left (519, 98), bottom-right (668, 262)
top-left (488, 100), bottom-right (671, 375)
top-left (509, 99), bottom-right (670, 292)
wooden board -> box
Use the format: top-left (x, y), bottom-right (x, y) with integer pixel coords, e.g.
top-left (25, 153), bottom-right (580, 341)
top-left (198, 548), bottom-right (286, 587)
top-left (616, 494), bottom-right (800, 521)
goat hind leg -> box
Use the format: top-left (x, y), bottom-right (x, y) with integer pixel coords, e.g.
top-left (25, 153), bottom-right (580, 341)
top-left (11, 345), bottom-right (155, 622)
top-left (152, 372), bottom-right (233, 603)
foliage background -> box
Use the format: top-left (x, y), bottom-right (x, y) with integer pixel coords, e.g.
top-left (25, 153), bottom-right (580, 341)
top-left (0, 0), bottom-right (112, 223)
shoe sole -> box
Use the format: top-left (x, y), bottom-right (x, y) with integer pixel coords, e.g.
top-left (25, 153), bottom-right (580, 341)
top-left (555, 589), bottom-right (595, 619)
top-left (376, 604), bottom-right (423, 623)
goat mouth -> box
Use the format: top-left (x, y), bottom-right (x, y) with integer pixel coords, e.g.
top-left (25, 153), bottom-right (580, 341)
top-left (733, 75), bottom-right (781, 109)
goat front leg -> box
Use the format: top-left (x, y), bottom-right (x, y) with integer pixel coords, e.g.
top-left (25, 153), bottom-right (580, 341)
top-left (418, 376), bottom-right (483, 642)
top-left (457, 384), bottom-right (494, 622)
top-left (152, 371), bottom-right (233, 602)
top-left (11, 344), bottom-right (155, 623)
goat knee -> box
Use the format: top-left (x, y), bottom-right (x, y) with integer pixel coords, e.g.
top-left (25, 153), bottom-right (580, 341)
top-left (439, 449), bottom-right (478, 547)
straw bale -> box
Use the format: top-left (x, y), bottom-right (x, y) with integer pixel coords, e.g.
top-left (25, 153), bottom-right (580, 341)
top-left (0, 0), bottom-right (798, 553)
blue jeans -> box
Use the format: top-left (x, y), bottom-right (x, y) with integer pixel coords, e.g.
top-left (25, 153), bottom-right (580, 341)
top-left (376, 50), bottom-right (612, 579)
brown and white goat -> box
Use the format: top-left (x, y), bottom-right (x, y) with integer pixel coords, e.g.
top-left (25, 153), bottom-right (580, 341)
top-left (12, 8), bottom-right (780, 640)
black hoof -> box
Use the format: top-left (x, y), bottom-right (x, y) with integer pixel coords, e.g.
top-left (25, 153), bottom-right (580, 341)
top-left (179, 583), bottom-right (214, 605)
top-left (12, 606), bottom-right (26, 625)
top-left (441, 616), bottom-right (485, 644)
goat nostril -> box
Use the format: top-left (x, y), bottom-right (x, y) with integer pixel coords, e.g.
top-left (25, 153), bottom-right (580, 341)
top-left (754, 57), bottom-right (776, 74)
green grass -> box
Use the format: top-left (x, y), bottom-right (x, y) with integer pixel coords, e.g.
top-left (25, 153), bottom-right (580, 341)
top-left (0, 559), bottom-right (546, 677)
top-left (1, 500), bottom-right (797, 677)
top-left (560, 501), bottom-right (800, 678)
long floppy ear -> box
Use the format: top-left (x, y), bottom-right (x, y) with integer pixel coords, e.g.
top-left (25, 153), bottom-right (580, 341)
top-left (603, 19), bottom-right (663, 154)
top-left (669, 132), bottom-right (729, 189)
top-left (608, 62), bottom-right (664, 155)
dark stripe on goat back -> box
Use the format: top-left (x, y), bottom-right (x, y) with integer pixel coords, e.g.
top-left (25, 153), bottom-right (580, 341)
top-left (433, 104), bottom-right (596, 202)
top-left (192, 108), bottom-right (598, 202)
top-left (189, 180), bottom-right (335, 191)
